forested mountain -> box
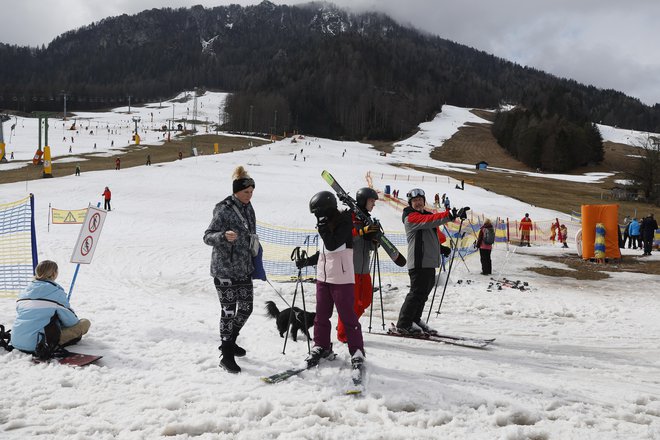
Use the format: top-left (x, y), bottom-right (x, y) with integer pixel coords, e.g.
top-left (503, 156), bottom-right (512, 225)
top-left (1, 0), bottom-right (659, 141)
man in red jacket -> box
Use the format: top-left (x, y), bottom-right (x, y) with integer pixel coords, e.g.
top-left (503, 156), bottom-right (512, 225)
top-left (519, 213), bottom-right (533, 246)
top-left (396, 188), bottom-right (466, 334)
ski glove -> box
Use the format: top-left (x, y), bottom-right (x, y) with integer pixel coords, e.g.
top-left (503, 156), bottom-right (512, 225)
top-left (296, 257), bottom-right (311, 269)
top-left (358, 224), bottom-right (380, 236)
top-left (451, 206), bottom-right (469, 220)
top-left (458, 207), bottom-right (470, 220)
top-left (441, 245), bottom-right (451, 257)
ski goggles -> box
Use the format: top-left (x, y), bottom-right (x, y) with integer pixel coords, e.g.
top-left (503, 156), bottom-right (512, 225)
top-left (406, 188), bottom-right (425, 199)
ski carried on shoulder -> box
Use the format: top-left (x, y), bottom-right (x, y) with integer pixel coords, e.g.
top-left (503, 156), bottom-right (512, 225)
top-left (372, 324), bottom-right (494, 349)
top-left (321, 170), bottom-right (406, 267)
top-left (261, 366), bottom-right (310, 384)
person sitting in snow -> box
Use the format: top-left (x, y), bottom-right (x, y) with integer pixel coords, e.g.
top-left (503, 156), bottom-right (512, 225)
top-left (11, 260), bottom-right (91, 358)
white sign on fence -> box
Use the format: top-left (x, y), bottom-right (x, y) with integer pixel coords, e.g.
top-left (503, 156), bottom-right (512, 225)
top-left (70, 205), bottom-right (107, 264)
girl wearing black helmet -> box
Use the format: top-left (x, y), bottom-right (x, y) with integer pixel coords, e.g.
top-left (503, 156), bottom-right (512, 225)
top-left (297, 191), bottom-right (365, 369)
top-left (337, 187), bottom-right (379, 343)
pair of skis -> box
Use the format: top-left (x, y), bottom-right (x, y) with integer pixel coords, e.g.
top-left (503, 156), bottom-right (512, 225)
top-left (379, 324), bottom-right (494, 349)
top-left (262, 356), bottom-right (364, 395)
top-left (488, 277), bottom-right (529, 292)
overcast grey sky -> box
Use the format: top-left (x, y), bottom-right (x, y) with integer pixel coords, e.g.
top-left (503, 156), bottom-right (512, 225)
top-left (2, 0), bottom-right (659, 105)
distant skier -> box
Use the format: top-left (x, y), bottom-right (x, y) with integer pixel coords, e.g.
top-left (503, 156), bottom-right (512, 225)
top-left (628, 218), bottom-right (640, 249)
top-left (115, 158), bottom-right (121, 170)
top-left (102, 186), bottom-right (111, 211)
top-left (640, 214), bottom-right (658, 256)
top-left (476, 219), bottom-right (495, 275)
top-left (550, 222), bottom-right (557, 245)
top-left (146, 154), bottom-right (151, 166)
top-left (519, 213), bottom-right (533, 246)
top-left (621, 216), bottom-right (631, 248)
top-left (559, 224), bottom-right (569, 248)
top-left (75, 164), bottom-right (81, 176)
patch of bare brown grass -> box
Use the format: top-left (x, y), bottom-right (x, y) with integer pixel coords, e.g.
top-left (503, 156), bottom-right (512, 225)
top-left (0, 134), bottom-right (269, 184)
top-left (526, 253), bottom-right (660, 279)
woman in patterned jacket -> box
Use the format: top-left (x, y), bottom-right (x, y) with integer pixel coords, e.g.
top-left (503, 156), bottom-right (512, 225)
top-left (203, 166), bottom-right (257, 374)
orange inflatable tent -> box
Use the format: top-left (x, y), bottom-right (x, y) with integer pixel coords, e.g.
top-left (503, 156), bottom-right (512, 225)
top-left (581, 204), bottom-right (621, 260)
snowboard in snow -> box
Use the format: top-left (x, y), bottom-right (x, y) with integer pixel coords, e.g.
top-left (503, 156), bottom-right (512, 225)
top-left (34, 352), bottom-right (103, 367)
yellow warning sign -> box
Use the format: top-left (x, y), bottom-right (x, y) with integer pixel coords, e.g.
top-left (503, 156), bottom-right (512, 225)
top-left (52, 208), bottom-right (88, 224)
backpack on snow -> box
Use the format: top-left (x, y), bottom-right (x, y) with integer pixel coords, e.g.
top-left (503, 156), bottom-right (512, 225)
top-left (483, 227), bottom-right (495, 245)
top-left (33, 313), bottom-right (62, 360)
top-left (0, 324), bottom-right (13, 352)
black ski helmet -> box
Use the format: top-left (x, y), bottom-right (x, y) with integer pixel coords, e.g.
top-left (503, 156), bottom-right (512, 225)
top-left (309, 191), bottom-right (337, 217)
top-left (356, 187), bottom-right (378, 209)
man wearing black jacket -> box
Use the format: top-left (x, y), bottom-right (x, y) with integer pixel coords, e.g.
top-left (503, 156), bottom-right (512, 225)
top-left (640, 214), bottom-right (658, 256)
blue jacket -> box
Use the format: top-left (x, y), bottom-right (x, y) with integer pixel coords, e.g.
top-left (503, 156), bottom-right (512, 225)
top-left (628, 220), bottom-right (640, 236)
top-left (11, 280), bottom-right (80, 352)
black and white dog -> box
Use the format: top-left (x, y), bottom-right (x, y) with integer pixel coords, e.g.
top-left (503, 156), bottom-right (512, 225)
top-left (265, 301), bottom-right (315, 341)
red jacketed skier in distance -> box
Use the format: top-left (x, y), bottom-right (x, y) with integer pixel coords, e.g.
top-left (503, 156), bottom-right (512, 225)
top-left (519, 213), bottom-right (533, 246)
top-left (102, 187), bottom-right (112, 211)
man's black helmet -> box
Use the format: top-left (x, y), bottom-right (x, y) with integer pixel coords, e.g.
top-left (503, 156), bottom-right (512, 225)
top-left (356, 187), bottom-right (378, 209)
top-left (309, 191), bottom-right (337, 217)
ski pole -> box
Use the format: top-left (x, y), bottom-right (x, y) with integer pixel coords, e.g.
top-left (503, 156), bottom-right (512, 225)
top-left (427, 219), bottom-right (464, 322)
top-left (466, 218), bottom-right (480, 242)
top-left (282, 247), bottom-right (310, 355)
top-left (299, 269), bottom-right (311, 354)
top-left (493, 245), bottom-right (517, 284)
top-left (376, 249), bottom-right (385, 330)
top-left (432, 218), bottom-right (465, 319)
top-left (266, 279), bottom-right (291, 308)
top-left (368, 246), bottom-right (377, 333)
top-left (443, 225), bottom-right (470, 273)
